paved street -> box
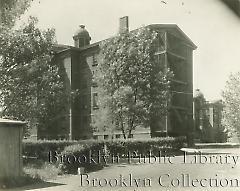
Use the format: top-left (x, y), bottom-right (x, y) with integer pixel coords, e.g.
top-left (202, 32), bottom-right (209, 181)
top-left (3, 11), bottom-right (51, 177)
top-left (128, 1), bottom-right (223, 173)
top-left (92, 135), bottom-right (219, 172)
top-left (10, 148), bottom-right (240, 191)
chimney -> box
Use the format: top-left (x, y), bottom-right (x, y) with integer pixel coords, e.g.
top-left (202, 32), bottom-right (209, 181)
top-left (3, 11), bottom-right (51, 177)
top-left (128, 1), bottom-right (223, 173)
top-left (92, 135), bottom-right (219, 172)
top-left (119, 16), bottom-right (129, 34)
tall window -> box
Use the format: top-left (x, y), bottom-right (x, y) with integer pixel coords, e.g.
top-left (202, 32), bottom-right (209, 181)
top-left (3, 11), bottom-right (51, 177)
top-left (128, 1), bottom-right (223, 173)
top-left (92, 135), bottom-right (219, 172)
top-left (92, 54), bottom-right (98, 66)
top-left (92, 70), bottom-right (98, 87)
top-left (93, 92), bottom-right (99, 109)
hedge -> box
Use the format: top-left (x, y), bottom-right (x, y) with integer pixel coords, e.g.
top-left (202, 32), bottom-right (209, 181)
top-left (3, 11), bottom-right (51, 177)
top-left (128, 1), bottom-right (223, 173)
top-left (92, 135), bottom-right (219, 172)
top-left (60, 141), bottom-right (105, 173)
top-left (23, 140), bottom-right (77, 163)
top-left (23, 136), bottom-right (186, 174)
top-left (105, 136), bottom-right (186, 156)
top-left (23, 139), bottom-right (105, 164)
top-left (59, 136), bottom-right (186, 173)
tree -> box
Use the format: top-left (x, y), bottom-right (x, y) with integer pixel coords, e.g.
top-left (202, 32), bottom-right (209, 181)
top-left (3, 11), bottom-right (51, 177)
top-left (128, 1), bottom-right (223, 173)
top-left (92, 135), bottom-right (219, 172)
top-left (0, 17), bottom-right (68, 136)
top-left (222, 72), bottom-right (240, 137)
top-left (97, 27), bottom-right (173, 138)
top-left (0, 0), bottom-right (31, 27)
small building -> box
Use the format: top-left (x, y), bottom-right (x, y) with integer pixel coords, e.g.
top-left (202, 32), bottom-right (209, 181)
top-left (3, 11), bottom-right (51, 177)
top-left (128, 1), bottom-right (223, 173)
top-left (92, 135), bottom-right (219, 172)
top-left (194, 90), bottom-right (225, 142)
top-left (0, 119), bottom-right (25, 180)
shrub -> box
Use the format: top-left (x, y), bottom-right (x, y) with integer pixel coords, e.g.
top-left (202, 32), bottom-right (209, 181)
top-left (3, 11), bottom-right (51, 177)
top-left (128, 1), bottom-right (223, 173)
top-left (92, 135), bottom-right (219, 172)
top-left (23, 137), bottom-right (186, 174)
top-left (24, 162), bottom-right (61, 180)
top-left (23, 140), bottom-right (78, 163)
top-left (23, 140), bottom-right (106, 174)
top-left (59, 141), bottom-right (105, 174)
top-left (105, 136), bottom-right (186, 156)
top-left (58, 136), bottom-right (186, 174)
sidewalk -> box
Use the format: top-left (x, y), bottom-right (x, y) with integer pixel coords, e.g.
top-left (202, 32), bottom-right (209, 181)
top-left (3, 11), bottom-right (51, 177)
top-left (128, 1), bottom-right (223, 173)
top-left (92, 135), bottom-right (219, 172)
top-left (194, 142), bottom-right (240, 149)
top-left (182, 142), bottom-right (240, 155)
top-left (7, 146), bottom-right (240, 191)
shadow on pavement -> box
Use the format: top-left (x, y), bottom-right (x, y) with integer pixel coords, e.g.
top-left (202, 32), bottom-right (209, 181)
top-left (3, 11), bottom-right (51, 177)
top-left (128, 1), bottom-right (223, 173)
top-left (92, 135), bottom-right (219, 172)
top-left (6, 182), bottom-right (65, 191)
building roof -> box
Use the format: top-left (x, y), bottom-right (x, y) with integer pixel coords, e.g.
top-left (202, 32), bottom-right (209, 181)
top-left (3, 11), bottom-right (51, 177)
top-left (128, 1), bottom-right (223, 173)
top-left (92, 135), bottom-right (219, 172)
top-left (52, 44), bottom-right (72, 53)
top-left (54, 23), bottom-right (197, 54)
top-left (207, 99), bottom-right (223, 107)
top-left (148, 24), bottom-right (197, 49)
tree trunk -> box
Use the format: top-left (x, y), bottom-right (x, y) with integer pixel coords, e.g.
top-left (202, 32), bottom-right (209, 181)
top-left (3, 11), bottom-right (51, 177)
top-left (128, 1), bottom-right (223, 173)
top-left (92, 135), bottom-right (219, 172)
top-left (128, 116), bottom-right (135, 138)
top-left (119, 107), bottom-right (127, 139)
top-left (127, 88), bottom-right (137, 138)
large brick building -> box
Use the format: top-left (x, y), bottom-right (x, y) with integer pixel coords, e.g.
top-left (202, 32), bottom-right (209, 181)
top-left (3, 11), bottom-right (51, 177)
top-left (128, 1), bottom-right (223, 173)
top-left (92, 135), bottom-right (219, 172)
top-left (37, 17), bottom-right (197, 140)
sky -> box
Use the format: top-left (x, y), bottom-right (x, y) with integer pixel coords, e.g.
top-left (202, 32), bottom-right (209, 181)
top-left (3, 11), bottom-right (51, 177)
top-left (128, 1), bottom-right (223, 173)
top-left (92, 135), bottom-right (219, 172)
top-left (18, 0), bottom-right (240, 100)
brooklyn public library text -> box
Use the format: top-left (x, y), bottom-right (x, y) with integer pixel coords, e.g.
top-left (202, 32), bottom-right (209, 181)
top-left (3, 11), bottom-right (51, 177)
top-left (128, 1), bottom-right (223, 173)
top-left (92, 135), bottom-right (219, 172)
top-left (49, 150), bottom-right (239, 167)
